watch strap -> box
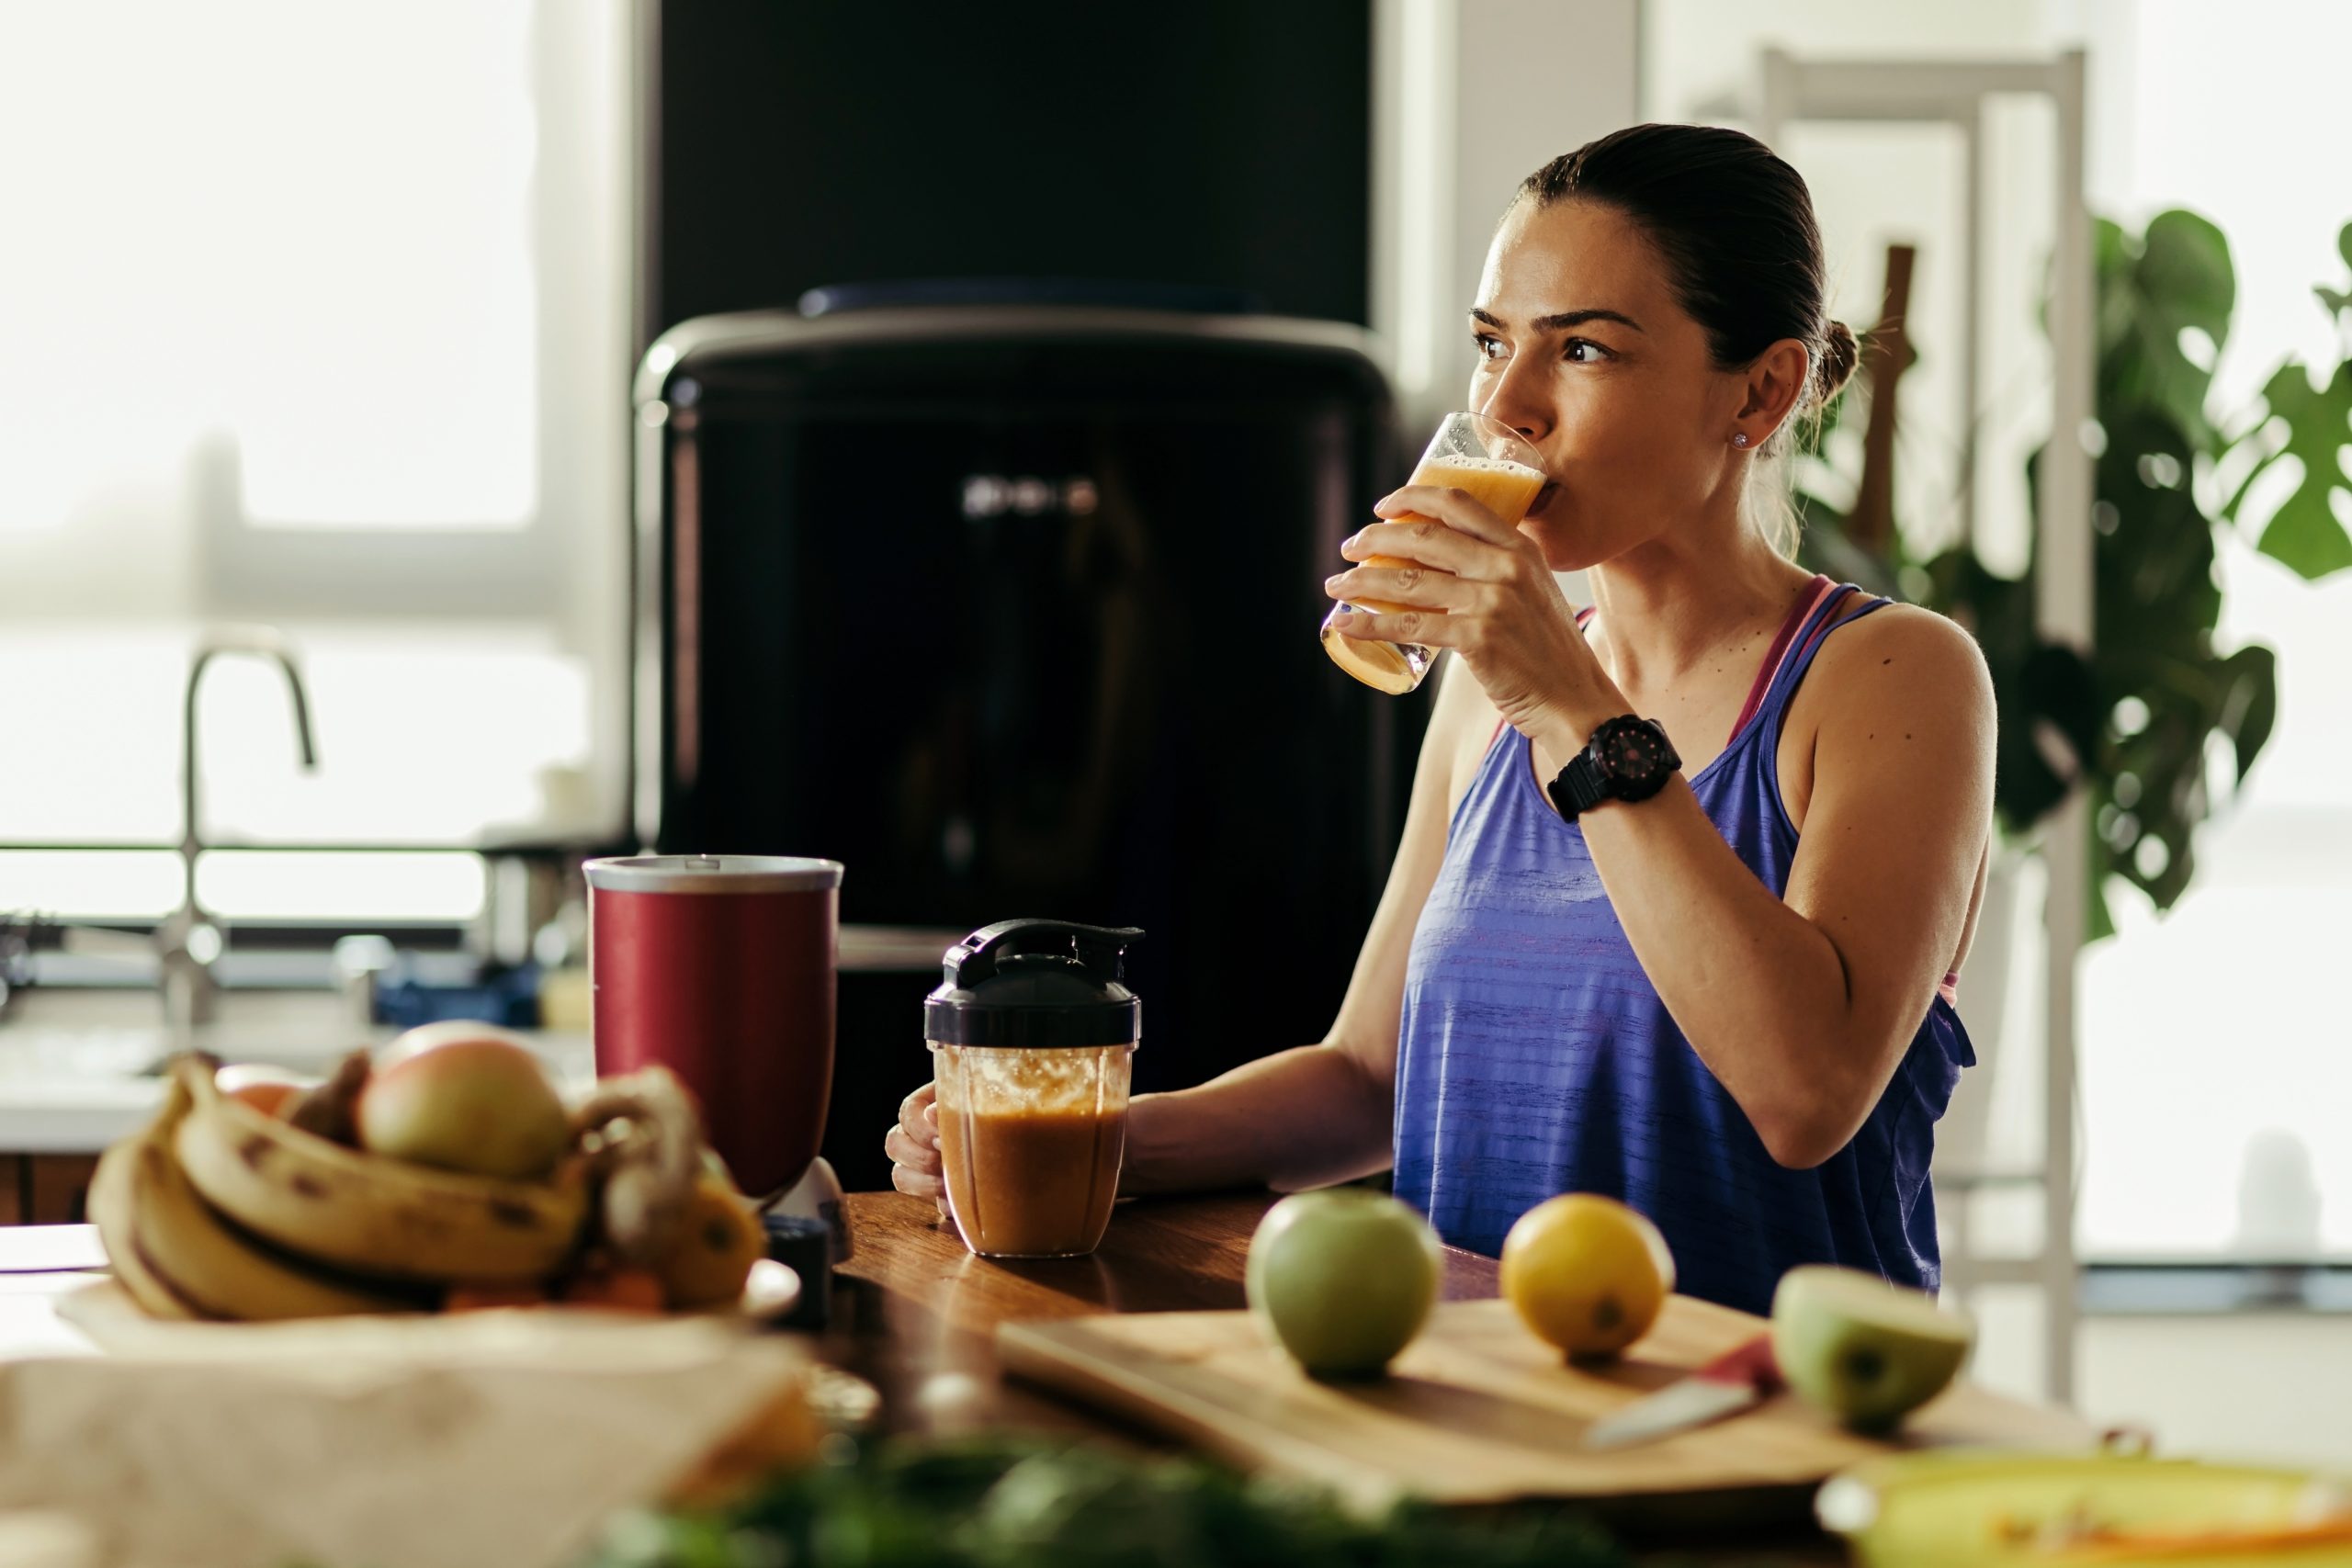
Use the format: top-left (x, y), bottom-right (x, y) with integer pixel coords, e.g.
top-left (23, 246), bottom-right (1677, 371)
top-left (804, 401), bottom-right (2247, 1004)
top-left (1545, 751), bottom-right (1611, 821)
top-left (1547, 716), bottom-right (1680, 821)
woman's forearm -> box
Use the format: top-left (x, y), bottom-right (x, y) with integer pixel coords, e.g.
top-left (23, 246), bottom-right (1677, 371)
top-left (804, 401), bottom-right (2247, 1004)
top-left (1122, 1043), bottom-right (1395, 1196)
top-left (1571, 777), bottom-right (1873, 1163)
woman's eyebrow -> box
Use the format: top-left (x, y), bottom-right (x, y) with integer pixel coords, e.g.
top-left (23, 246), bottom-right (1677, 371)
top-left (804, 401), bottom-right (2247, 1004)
top-left (1470, 306), bottom-right (1645, 334)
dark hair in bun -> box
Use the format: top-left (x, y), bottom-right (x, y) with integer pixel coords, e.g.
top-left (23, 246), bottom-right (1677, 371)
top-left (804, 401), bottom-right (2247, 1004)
top-left (1521, 123), bottom-right (1846, 433)
top-left (1817, 319), bottom-right (1860, 403)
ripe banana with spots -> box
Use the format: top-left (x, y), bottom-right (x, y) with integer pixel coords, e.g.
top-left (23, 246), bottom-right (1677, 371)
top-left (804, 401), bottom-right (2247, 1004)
top-left (87, 1076), bottom-right (422, 1321)
top-left (169, 1054), bottom-right (590, 1283)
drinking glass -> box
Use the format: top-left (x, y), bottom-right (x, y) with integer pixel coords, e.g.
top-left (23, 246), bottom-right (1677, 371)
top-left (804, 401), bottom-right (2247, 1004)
top-left (1321, 411), bottom-right (1548, 694)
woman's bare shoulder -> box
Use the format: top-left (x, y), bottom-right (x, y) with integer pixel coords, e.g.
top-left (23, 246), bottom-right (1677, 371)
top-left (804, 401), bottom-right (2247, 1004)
top-left (1778, 600), bottom-right (1996, 829)
top-left (1804, 600), bottom-right (1993, 710)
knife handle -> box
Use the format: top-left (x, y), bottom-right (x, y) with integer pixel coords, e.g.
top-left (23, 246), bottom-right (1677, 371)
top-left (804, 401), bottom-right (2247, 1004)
top-left (1697, 1332), bottom-right (1782, 1392)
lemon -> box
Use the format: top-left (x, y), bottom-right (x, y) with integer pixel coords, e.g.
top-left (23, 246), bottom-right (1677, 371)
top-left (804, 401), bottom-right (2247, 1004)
top-left (1499, 1193), bottom-right (1676, 1359)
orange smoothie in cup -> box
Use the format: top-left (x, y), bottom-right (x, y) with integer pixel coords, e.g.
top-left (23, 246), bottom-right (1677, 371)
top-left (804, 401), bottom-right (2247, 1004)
top-left (1325, 449), bottom-right (1547, 693)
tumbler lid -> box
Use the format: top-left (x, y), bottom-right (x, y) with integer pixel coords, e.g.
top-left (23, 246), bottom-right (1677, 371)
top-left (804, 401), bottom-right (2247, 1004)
top-left (582, 854), bottom-right (844, 894)
top-left (924, 919), bottom-right (1142, 1048)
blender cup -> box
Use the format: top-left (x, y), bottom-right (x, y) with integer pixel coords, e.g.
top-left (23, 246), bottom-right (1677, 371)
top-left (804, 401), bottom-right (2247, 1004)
top-left (924, 919), bottom-right (1144, 1259)
top-left (584, 853), bottom-right (842, 1201)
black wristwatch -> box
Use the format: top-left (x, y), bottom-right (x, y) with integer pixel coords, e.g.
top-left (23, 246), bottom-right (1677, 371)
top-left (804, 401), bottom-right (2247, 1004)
top-left (1546, 716), bottom-right (1682, 821)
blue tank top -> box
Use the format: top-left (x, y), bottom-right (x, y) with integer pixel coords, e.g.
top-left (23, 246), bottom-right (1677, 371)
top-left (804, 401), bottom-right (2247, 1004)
top-left (1392, 581), bottom-right (1973, 1315)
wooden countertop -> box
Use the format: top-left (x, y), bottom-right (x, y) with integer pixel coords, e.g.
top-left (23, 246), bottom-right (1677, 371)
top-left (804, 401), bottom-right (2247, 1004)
top-left (0, 1197), bottom-right (1904, 1559)
top-left (825, 1191), bottom-right (1870, 1561)
top-left (822, 1189), bottom-right (1502, 1440)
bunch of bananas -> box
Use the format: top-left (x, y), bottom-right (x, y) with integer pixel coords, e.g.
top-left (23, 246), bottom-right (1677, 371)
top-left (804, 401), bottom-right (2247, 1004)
top-left (90, 1052), bottom-right (759, 1323)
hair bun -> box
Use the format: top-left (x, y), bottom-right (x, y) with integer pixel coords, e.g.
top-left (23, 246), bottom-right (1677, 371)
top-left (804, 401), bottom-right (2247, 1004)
top-left (1818, 320), bottom-right (1860, 401)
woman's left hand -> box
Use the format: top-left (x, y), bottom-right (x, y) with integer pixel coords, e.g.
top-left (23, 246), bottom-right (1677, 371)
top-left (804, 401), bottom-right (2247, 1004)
top-left (1326, 484), bottom-right (1618, 739)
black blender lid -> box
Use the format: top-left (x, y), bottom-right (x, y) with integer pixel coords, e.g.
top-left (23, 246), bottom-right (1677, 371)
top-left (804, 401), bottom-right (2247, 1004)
top-left (924, 919), bottom-right (1143, 1048)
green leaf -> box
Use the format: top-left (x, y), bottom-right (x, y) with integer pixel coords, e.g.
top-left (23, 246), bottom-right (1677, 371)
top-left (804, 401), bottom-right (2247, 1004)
top-left (2086, 217), bottom-right (2135, 355)
top-left (2139, 209), bottom-right (2235, 344)
top-left (2093, 410), bottom-right (2218, 636)
top-left (2340, 219), bottom-right (2352, 274)
top-left (2218, 642), bottom-right (2279, 783)
top-left (2089, 860), bottom-right (2120, 945)
top-left (2249, 360), bottom-right (2352, 579)
top-left (2108, 209), bottom-right (2234, 448)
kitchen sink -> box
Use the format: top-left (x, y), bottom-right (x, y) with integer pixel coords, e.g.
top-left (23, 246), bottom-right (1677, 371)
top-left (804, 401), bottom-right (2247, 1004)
top-left (0, 988), bottom-right (591, 1156)
top-left (2, 988), bottom-right (375, 1073)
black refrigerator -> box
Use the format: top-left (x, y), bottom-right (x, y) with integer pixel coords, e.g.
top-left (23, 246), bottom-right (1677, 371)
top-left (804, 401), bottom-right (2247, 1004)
top-left (634, 290), bottom-right (1419, 1190)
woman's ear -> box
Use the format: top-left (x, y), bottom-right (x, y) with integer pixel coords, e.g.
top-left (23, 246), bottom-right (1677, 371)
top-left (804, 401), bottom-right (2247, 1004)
top-left (1727, 337), bottom-right (1814, 449)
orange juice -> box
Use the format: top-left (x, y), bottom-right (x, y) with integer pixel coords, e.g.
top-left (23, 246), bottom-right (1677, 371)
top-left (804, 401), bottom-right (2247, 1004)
top-left (1356, 454), bottom-right (1548, 611)
top-left (1324, 451), bottom-right (1546, 693)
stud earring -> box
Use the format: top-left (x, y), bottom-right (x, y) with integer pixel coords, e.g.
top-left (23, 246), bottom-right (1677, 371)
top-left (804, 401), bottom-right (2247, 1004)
top-left (1731, 432), bottom-right (1751, 448)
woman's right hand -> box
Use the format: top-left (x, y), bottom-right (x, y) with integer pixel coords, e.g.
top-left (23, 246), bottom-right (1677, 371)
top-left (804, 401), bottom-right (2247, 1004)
top-left (885, 1081), bottom-right (950, 1216)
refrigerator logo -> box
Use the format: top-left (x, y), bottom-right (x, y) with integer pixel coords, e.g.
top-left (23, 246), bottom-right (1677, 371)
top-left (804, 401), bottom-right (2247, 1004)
top-left (960, 475), bottom-right (1100, 520)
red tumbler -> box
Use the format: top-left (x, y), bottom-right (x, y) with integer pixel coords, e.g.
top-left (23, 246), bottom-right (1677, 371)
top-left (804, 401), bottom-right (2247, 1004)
top-left (584, 854), bottom-right (843, 1200)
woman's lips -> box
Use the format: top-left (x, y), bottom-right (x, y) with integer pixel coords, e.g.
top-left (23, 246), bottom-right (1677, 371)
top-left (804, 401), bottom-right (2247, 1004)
top-left (1528, 480), bottom-right (1562, 518)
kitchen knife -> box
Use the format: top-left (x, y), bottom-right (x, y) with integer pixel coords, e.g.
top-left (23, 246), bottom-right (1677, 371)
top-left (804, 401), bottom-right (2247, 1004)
top-left (1581, 1330), bottom-right (1782, 1450)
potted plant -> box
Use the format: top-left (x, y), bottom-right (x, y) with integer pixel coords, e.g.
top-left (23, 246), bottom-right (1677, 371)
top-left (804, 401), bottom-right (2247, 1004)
top-left (1799, 211), bottom-right (2352, 939)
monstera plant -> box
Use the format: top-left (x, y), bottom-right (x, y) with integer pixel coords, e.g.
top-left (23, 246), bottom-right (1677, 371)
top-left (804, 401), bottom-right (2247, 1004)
top-left (1800, 211), bottom-right (2352, 939)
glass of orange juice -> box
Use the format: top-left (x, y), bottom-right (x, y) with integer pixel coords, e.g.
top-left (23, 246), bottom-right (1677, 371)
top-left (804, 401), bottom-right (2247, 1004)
top-left (1321, 411), bottom-right (1548, 694)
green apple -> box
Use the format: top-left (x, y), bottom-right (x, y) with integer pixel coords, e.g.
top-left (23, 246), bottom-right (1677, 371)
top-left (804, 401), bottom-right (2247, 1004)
top-left (1246, 1190), bottom-right (1441, 1381)
top-left (1770, 1265), bottom-right (1974, 1434)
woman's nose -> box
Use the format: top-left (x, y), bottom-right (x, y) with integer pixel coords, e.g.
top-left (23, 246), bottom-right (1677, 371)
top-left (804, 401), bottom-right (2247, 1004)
top-left (1475, 357), bottom-right (1552, 445)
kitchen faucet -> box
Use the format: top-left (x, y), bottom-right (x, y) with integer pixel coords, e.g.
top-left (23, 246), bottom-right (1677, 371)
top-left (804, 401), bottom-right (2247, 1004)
top-left (160, 628), bottom-right (318, 1032)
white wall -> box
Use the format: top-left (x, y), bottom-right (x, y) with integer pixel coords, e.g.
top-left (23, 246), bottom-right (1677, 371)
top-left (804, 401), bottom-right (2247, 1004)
top-left (1644, 0), bottom-right (2070, 576)
top-left (1372, 0), bottom-right (1643, 431)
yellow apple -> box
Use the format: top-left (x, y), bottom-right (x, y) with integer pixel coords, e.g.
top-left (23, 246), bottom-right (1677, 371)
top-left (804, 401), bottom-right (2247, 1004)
top-left (356, 1021), bottom-right (571, 1181)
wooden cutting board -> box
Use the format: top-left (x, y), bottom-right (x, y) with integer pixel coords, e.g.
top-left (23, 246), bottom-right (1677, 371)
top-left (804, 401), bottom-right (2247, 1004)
top-left (999, 1294), bottom-right (2094, 1517)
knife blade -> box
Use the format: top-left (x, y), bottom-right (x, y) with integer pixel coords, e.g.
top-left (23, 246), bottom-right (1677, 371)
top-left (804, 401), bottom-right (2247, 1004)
top-left (1581, 1330), bottom-right (1781, 1450)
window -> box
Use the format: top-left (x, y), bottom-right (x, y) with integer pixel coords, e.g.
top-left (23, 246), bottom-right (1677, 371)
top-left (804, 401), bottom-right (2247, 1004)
top-left (0, 1), bottom-right (631, 924)
top-left (2075, 0), bottom-right (2352, 1261)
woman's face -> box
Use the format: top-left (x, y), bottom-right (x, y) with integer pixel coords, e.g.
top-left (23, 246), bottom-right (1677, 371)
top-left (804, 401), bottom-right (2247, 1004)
top-left (1466, 197), bottom-right (1751, 572)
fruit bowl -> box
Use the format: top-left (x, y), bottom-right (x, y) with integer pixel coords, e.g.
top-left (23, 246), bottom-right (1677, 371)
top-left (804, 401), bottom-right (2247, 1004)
top-left (89, 1047), bottom-right (775, 1327)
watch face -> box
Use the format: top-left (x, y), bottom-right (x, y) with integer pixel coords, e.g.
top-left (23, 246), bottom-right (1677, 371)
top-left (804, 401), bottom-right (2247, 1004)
top-left (1598, 720), bottom-right (1668, 782)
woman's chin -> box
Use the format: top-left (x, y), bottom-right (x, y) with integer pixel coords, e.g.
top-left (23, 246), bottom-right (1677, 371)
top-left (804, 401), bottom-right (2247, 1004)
top-left (1520, 510), bottom-right (1600, 575)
